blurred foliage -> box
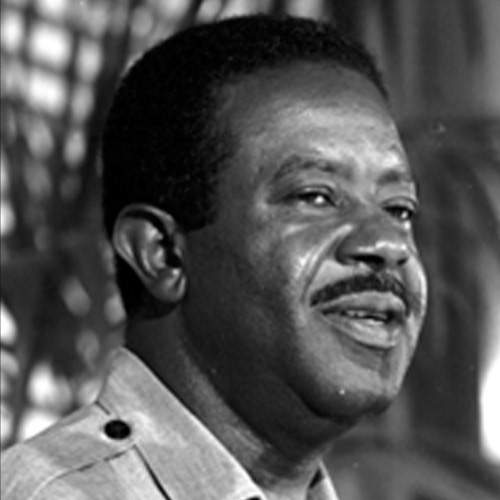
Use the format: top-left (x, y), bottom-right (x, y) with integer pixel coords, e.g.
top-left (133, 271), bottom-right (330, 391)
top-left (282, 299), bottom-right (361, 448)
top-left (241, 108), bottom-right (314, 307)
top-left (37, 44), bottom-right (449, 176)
top-left (1, 0), bottom-right (499, 497)
top-left (406, 118), bottom-right (500, 445)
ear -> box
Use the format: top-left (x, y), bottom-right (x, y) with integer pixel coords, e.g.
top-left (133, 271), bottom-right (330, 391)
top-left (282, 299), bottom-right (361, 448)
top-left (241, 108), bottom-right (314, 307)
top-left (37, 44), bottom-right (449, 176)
top-left (112, 204), bottom-right (187, 306)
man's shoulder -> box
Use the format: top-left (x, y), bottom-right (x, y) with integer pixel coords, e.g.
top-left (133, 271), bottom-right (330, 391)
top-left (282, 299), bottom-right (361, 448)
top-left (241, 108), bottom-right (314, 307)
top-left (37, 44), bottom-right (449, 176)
top-left (1, 403), bottom-right (136, 500)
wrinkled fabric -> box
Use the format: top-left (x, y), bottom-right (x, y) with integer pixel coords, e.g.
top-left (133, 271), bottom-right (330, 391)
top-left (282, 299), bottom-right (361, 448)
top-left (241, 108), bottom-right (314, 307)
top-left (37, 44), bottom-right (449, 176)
top-left (1, 348), bottom-right (338, 500)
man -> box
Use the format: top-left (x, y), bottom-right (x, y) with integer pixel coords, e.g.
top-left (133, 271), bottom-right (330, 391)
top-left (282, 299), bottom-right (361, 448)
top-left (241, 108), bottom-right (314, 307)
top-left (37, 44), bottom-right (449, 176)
top-left (1, 14), bottom-right (427, 500)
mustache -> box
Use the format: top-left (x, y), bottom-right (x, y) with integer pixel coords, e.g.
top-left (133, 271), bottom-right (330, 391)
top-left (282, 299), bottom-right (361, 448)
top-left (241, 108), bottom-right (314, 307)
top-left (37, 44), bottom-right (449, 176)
top-left (310, 272), bottom-right (417, 313)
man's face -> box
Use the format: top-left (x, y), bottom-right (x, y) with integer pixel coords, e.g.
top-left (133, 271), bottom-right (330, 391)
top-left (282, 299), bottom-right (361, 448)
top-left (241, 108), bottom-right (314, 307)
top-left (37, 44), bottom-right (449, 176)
top-left (181, 63), bottom-right (427, 434)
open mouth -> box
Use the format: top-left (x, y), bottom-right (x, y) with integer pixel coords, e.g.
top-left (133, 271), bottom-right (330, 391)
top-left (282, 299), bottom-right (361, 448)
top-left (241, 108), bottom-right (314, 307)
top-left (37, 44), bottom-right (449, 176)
top-left (336, 308), bottom-right (400, 324)
top-left (315, 292), bottom-right (407, 349)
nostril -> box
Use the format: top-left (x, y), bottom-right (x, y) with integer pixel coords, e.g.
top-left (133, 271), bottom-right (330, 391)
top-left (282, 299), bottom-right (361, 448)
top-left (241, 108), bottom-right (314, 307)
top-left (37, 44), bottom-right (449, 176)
top-left (356, 254), bottom-right (387, 270)
top-left (377, 240), bottom-right (410, 268)
top-left (337, 233), bottom-right (411, 270)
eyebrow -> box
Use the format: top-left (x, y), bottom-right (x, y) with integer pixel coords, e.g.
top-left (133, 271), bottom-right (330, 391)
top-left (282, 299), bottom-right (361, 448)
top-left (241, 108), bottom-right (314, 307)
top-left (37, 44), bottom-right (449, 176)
top-left (377, 169), bottom-right (416, 188)
top-left (270, 155), bottom-right (352, 183)
top-left (271, 154), bottom-right (417, 190)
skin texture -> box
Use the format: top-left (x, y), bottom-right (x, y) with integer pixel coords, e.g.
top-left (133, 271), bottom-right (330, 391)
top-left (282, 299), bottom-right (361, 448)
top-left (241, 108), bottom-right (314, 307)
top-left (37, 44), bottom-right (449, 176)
top-left (115, 63), bottom-right (427, 499)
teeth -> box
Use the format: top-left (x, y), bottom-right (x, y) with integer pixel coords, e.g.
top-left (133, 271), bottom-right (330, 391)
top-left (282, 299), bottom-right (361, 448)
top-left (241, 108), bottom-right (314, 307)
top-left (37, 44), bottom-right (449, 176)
top-left (340, 310), bottom-right (389, 322)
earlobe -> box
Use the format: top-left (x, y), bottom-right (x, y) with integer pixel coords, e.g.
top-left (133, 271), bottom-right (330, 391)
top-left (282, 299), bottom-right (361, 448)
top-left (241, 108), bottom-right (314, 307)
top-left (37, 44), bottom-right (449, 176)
top-left (112, 204), bottom-right (187, 305)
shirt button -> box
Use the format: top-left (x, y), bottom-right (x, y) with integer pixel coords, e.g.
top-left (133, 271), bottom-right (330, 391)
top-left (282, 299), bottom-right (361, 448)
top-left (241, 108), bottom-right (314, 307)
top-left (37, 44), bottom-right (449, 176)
top-left (104, 419), bottom-right (131, 440)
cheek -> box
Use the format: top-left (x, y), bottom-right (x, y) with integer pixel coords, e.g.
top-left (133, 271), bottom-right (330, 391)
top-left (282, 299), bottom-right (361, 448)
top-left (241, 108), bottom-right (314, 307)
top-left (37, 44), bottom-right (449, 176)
top-left (408, 254), bottom-right (428, 325)
top-left (242, 224), bottom-right (318, 316)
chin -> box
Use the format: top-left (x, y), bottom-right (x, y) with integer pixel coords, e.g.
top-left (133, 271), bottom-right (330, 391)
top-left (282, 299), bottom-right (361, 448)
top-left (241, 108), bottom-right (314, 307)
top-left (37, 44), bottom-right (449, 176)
top-left (345, 382), bottom-right (403, 417)
top-left (307, 377), bottom-right (403, 426)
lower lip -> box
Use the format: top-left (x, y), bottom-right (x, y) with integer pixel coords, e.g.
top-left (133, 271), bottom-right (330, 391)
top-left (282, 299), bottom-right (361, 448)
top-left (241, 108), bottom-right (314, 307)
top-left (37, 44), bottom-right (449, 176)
top-left (318, 311), bottom-right (404, 351)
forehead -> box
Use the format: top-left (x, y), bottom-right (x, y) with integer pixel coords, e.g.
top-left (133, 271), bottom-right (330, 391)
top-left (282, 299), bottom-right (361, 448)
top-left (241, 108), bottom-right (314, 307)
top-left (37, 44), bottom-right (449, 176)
top-left (217, 63), bottom-right (409, 185)
top-left (220, 62), bottom-right (389, 132)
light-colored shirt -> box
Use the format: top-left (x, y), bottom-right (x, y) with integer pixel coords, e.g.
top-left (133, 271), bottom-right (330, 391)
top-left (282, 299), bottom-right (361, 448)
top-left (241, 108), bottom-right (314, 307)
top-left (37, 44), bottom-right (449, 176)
top-left (1, 348), bottom-right (339, 500)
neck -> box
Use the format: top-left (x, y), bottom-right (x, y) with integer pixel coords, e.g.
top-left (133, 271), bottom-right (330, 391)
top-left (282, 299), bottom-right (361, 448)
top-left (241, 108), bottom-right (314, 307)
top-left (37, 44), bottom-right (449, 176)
top-left (126, 315), bottom-right (340, 498)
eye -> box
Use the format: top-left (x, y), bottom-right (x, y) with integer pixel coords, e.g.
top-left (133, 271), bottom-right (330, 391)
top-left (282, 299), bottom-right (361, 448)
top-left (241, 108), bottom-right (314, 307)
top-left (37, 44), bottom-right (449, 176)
top-left (384, 202), bottom-right (418, 222)
top-left (290, 188), bottom-right (338, 209)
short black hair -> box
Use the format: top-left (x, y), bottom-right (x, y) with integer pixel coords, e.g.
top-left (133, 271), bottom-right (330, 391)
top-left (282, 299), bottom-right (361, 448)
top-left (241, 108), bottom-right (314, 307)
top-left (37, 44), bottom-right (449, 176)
top-left (101, 14), bottom-right (387, 317)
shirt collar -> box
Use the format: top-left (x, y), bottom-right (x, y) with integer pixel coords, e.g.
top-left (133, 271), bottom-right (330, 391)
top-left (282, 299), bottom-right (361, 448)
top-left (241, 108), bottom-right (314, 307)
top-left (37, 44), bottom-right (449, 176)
top-left (98, 348), bottom-right (338, 500)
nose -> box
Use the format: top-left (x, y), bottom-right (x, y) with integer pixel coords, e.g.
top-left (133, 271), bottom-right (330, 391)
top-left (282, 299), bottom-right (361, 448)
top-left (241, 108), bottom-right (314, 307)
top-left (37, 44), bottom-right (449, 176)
top-left (336, 217), bottom-right (411, 271)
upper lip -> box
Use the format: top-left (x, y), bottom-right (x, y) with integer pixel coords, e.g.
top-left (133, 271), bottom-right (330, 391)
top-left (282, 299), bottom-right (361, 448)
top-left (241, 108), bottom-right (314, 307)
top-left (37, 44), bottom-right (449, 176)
top-left (314, 291), bottom-right (408, 324)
